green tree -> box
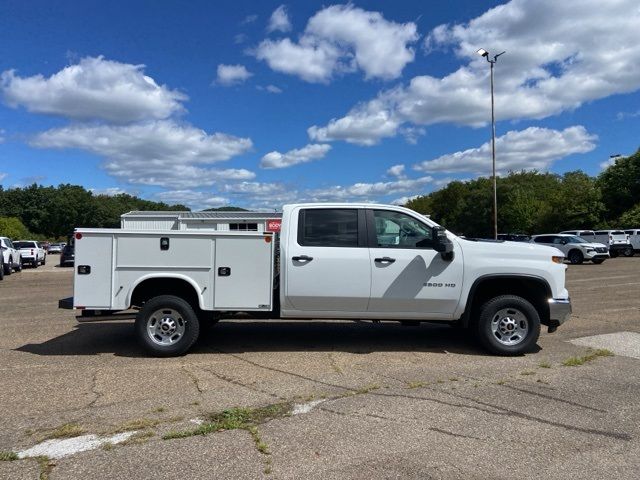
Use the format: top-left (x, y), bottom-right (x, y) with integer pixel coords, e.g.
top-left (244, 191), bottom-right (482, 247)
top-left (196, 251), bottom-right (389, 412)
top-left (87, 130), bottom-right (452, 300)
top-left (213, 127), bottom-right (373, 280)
top-left (618, 203), bottom-right (640, 227)
top-left (0, 217), bottom-right (31, 239)
top-left (597, 148), bottom-right (640, 220)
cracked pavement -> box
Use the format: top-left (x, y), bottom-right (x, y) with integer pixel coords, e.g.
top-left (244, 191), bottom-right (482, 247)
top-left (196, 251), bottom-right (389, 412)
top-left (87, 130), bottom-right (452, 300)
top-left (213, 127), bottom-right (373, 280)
top-left (1, 258), bottom-right (639, 478)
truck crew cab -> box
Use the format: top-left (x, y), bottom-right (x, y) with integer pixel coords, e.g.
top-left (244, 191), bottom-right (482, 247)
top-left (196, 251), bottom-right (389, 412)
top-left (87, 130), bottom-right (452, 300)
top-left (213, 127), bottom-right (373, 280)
top-left (60, 203), bottom-right (571, 357)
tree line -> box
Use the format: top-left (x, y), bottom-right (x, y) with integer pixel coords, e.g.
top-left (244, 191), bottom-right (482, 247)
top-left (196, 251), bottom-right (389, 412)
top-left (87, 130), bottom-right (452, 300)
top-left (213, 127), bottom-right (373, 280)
top-left (0, 184), bottom-right (189, 239)
top-left (405, 148), bottom-right (640, 237)
top-left (1, 148), bottom-right (638, 240)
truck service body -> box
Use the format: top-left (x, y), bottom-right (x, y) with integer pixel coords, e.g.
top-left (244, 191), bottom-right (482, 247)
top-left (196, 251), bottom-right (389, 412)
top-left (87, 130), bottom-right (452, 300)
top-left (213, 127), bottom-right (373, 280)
top-left (60, 203), bottom-right (571, 356)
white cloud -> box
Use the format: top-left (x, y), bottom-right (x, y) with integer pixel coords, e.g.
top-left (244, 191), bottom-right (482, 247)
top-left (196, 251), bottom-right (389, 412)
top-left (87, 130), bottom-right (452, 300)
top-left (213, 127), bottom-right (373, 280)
top-left (255, 5), bottom-right (418, 83)
top-left (1, 56), bottom-right (186, 123)
top-left (260, 143), bottom-right (331, 169)
top-left (387, 164), bottom-right (406, 178)
top-left (308, 99), bottom-right (400, 145)
top-left (31, 121), bottom-right (254, 188)
top-left (256, 84), bottom-right (282, 94)
top-left (414, 126), bottom-right (597, 175)
top-left (154, 190), bottom-right (230, 209)
top-left (616, 110), bottom-right (640, 121)
top-left (267, 5), bottom-right (292, 33)
top-left (307, 175), bottom-right (433, 202)
top-left (241, 14), bottom-right (258, 25)
top-left (0, 172), bottom-right (7, 182)
top-left (221, 181), bottom-right (288, 196)
top-left (234, 33), bottom-right (248, 44)
top-left (255, 38), bottom-right (340, 84)
top-left (216, 64), bottom-right (252, 86)
top-left (309, 0), bottom-right (640, 144)
top-left (391, 194), bottom-right (420, 206)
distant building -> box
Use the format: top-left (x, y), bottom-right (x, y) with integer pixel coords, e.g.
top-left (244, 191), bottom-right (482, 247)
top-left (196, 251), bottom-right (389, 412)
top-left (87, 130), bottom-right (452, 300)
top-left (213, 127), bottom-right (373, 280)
top-left (120, 211), bottom-right (282, 233)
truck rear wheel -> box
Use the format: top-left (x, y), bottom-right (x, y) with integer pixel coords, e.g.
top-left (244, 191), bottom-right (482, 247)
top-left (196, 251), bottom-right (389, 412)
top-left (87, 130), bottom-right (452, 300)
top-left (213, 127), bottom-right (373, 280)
top-left (135, 295), bottom-right (200, 357)
top-left (475, 295), bottom-right (540, 356)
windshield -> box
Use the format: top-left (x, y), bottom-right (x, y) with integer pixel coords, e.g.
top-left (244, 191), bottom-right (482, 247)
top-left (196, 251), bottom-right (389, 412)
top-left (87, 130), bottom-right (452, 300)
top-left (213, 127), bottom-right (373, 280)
top-left (566, 236), bottom-right (588, 244)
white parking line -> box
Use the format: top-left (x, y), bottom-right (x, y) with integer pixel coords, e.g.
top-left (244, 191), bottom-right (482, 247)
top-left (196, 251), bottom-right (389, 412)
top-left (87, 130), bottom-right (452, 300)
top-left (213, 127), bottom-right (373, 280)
top-left (569, 275), bottom-right (633, 283)
top-left (570, 331), bottom-right (640, 360)
top-left (18, 431), bottom-right (137, 459)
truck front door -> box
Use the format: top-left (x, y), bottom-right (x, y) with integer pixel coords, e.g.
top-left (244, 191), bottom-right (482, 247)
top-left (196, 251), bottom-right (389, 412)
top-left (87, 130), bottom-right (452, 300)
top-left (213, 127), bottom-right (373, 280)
top-left (366, 209), bottom-right (463, 317)
top-left (285, 208), bottom-right (370, 312)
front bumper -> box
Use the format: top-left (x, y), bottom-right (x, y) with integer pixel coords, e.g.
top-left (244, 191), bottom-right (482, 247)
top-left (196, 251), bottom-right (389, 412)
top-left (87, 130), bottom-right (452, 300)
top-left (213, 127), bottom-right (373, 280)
top-left (547, 297), bottom-right (572, 332)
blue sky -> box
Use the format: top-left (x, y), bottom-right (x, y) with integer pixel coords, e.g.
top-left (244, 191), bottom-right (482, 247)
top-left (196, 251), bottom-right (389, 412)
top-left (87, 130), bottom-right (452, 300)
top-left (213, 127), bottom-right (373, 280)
top-left (1, 0), bottom-right (639, 209)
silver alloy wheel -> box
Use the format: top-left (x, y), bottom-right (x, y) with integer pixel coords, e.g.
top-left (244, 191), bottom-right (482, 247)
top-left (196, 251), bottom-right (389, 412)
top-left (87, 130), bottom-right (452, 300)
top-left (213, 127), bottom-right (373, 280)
top-left (146, 308), bottom-right (186, 346)
top-left (490, 308), bottom-right (529, 346)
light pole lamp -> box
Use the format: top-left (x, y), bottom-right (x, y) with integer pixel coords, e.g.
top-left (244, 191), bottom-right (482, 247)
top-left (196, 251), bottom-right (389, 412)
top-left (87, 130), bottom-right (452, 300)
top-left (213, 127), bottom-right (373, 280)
top-left (477, 48), bottom-right (505, 239)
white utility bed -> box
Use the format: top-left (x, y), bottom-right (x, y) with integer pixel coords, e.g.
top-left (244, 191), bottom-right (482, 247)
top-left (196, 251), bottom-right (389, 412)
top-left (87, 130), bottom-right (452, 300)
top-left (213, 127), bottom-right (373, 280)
top-left (73, 229), bottom-right (274, 311)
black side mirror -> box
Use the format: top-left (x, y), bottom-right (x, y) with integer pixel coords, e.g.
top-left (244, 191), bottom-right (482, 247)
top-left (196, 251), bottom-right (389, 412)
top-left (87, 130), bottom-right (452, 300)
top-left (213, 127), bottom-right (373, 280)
top-left (432, 226), bottom-right (454, 260)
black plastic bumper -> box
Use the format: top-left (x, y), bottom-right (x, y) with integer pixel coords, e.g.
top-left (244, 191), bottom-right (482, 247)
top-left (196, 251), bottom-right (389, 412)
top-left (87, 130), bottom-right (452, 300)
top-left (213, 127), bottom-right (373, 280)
top-left (58, 297), bottom-right (73, 309)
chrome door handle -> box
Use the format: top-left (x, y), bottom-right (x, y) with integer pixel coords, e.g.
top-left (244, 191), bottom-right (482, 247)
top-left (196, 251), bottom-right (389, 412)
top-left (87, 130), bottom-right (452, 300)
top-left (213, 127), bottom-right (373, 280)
top-left (292, 255), bottom-right (313, 262)
top-left (374, 257), bottom-right (396, 264)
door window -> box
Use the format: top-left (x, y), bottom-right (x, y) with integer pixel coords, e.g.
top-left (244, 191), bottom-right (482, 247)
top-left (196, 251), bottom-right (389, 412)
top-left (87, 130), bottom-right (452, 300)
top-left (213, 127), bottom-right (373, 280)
top-left (298, 209), bottom-right (359, 247)
top-left (372, 210), bottom-right (432, 248)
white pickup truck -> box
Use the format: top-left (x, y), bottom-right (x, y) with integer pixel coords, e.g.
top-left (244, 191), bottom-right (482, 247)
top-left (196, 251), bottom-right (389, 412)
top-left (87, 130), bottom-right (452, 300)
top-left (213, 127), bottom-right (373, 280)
top-left (59, 203), bottom-right (571, 357)
top-left (14, 241), bottom-right (46, 267)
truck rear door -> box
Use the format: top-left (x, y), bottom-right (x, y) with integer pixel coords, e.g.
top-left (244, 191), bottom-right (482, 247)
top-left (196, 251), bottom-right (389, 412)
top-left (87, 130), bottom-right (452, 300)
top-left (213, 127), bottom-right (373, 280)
top-left (285, 208), bottom-right (370, 312)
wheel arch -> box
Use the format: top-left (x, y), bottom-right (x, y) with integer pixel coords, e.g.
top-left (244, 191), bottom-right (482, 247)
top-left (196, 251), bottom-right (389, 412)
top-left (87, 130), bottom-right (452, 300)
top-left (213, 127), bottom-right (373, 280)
top-left (461, 274), bottom-right (552, 328)
top-left (127, 274), bottom-right (204, 310)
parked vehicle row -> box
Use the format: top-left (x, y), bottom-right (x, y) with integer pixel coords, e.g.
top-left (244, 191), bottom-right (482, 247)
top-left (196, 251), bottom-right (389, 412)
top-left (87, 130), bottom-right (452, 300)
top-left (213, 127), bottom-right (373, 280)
top-left (560, 230), bottom-right (634, 257)
top-left (498, 227), bottom-right (640, 265)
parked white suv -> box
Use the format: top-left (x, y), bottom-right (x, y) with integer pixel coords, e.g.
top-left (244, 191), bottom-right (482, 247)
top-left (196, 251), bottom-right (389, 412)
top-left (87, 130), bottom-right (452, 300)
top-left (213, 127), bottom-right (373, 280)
top-left (531, 234), bottom-right (609, 264)
top-left (0, 237), bottom-right (23, 275)
top-left (624, 229), bottom-right (640, 253)
top-left (594, 230), bottom-right (633, 257)
top-left (14, 240), bottom-right (46, 267)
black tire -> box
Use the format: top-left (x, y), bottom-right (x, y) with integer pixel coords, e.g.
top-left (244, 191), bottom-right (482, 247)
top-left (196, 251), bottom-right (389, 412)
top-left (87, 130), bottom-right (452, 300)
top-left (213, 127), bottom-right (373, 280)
top-left (42, 256), bottom-right (46, 265)
top-left (0, 259), bottom-right (4, 280)
top-left (592, 259), bottom-right (605, 264)
top-left (15, 258), bottom-right (22, 272)
top-left (33, 259), bottom-right (38, 269)
top-left (135, 295), bottom-right (200, 357)
top-left (5, 257), bottom-right (12, 275)
top-left (622, 246), bottom-right (634, 257)
top-left (475, 295), bottom-right (541, 356)
top-left (610, 250), bottom-right (619, 258)
top-left (568, 249), bottom-right (583, 265)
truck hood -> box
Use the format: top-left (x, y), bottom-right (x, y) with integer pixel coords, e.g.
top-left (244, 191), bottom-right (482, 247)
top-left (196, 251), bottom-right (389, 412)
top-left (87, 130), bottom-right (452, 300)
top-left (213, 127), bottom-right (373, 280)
top-left (580, 242), bottom-right (608, 249)
top-left (457, 237), bottom-right (564, 259)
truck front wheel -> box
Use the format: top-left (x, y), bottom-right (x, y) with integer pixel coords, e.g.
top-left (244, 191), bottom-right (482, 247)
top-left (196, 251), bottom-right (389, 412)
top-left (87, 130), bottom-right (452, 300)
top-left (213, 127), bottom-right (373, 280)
top-left (475, 295), bottom-right (540, 356)
top-left (135, 295), bottom-right (200, 357)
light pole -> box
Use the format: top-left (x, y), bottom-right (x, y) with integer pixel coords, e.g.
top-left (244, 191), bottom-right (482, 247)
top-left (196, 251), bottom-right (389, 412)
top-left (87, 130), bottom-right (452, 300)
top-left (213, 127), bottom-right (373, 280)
top-left (477, 48), bottom-right (505, 239)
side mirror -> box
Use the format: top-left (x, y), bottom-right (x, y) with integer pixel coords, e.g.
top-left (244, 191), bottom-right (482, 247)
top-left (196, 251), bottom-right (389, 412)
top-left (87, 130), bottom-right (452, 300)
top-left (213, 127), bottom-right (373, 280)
top-left (432, 226), bottom-right (454, 260)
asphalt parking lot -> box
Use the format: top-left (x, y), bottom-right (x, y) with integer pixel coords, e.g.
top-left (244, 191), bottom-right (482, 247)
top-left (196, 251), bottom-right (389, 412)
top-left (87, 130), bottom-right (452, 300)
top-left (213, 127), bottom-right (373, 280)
top-left (1, 257), bottom-right (639, 479)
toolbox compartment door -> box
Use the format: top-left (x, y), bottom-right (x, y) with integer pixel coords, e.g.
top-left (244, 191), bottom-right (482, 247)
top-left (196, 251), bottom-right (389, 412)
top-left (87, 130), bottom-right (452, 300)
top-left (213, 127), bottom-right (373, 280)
top-left (214, 237), bottom-right (273, 310)
top-left (74, 234), bottom-right (113, 308)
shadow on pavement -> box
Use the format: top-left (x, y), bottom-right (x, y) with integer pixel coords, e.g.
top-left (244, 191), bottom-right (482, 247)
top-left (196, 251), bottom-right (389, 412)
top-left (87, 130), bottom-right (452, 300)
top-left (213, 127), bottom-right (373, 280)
top-left (16, 320), bottom-right (536, 357)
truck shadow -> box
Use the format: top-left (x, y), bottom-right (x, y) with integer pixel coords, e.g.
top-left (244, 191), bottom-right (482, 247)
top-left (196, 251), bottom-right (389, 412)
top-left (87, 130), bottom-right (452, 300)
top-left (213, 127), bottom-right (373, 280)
top-left (15, 319), bottom-right (540, 357)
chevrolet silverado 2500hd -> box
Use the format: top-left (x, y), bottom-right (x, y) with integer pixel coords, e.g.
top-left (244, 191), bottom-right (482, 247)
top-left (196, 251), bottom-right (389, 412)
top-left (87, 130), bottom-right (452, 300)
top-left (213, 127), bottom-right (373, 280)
top-left (59, 203), bottom-right (571, 356)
